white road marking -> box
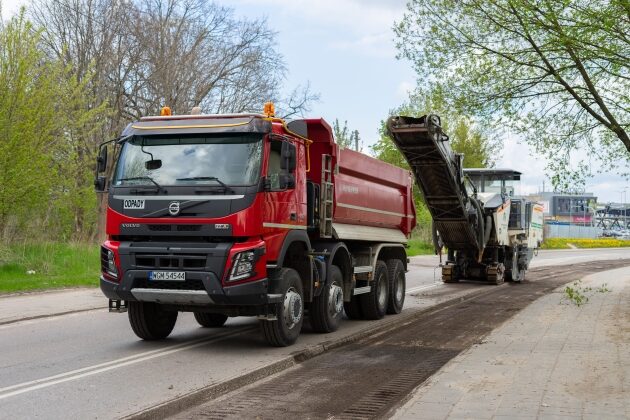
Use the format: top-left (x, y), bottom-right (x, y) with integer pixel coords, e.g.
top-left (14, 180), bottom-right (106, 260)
top-left (0, 326), bottom-right (256, 401)
top-left (406, 283), bottom-right (441, 294)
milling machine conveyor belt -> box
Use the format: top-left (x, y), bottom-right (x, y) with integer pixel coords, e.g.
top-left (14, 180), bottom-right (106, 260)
top-left (387, 115), bottom-right (480, 250)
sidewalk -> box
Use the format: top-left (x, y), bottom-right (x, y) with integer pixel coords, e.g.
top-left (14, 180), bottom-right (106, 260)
top-left (392, 265), bottom-right (630, 419)
top-left (0, 288), bottom-right (105, 325)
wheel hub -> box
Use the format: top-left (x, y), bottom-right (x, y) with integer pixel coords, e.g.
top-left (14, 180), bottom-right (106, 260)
top-left (283, 288), bottom-right (302, 329)
top-left (328, 284), bottom-right (344, 316)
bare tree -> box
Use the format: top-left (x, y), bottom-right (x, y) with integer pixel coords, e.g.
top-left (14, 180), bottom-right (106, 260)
top-left (29, 0), bottom-right (318, 239)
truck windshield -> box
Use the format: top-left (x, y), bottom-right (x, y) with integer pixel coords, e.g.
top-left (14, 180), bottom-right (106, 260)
top-left (113, 135), bottom-right (263, 187)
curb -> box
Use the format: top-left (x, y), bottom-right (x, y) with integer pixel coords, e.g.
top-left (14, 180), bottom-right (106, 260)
top-left (0, 286), bottom-right (98, 299)
top-left (123, 285), bottom-right (496, 420)
top-left (0, 306), bottom-right (105, 326)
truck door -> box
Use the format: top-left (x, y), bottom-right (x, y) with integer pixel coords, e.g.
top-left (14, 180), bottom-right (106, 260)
top-left (263, 138), bottom-right (302, 237)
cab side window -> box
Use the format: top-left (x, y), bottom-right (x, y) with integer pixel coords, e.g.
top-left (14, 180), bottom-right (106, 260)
top-left (268, 141), bottom-right (283, 190)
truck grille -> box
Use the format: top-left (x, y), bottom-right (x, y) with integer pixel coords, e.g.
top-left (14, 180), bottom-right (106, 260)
top-left (134, 278), bottom-right (206, 291)
top-left (147, 224), bottom-right (202, 232)
top-left (134, 253), bottom-right (207, 270)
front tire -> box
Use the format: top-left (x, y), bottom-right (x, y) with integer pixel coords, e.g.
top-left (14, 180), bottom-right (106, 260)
top-left (360, 260), bottom-right (389, 320)
top-left (128, 301), bottom-right (178, 340)
top-left (260, 268), bottom-right (304, 347)
top-left (386, 259), bottom-right (405, 314)
top-left (194, 312), bottom-right (228, 328)
top-left (310, 265), bottom-right (344, 333)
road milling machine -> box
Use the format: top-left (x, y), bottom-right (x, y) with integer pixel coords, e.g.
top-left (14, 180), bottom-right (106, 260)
top-left (387, 115), bottom-right (544, 284)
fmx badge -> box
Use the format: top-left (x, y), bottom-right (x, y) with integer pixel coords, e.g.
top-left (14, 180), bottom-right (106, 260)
top-left (169, 201), bottom-right (181, 216)
top-left (123, 199), bottom-right (145, 209)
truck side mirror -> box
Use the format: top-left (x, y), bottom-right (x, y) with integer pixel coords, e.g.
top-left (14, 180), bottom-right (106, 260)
top-left (94, 176), bottom-right (106, 192)
top-left (97, 146), bottom-right (108, 173)
top-left (278, 173), bottom-right (296, 190)
top-left (280, 142), bottom-right (296, 172)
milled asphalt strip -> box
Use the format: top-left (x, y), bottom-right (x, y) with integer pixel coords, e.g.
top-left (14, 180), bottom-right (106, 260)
top-left (0, 326), bottom-right (256, 401)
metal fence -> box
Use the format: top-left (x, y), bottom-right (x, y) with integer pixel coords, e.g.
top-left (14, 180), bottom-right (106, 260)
top-left (544, 224), bottom-right (601, 239)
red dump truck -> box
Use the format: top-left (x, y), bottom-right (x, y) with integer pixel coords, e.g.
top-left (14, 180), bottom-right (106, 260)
top-left (95, 104), bottom-right (416, 346)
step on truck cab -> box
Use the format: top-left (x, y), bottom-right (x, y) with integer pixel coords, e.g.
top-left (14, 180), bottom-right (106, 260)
top-left (95, 103), bottom-right (416, 346)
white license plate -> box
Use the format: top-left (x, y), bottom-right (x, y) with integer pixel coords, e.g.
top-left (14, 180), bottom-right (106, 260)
top-left (124, 199), bottom-right (145, 209)
top-left (149, 271), bottom-right (185, 281)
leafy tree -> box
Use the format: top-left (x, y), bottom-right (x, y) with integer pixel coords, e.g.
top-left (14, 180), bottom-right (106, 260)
top-left (395, 0), bottom-right (630, 188)
top-left (0, 11), bottom-right (106, 242)
top-left (372, 88), bottom-right (499, 170)
top-left (332, 119), bottom-right (363, 151)
top-left (0, 13), bottom-right (63, 238)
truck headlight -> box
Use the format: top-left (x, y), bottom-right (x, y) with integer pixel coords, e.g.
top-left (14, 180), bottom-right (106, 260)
top-left (101, 247), bottom-right (118, 279)
top-left (229, 250), bottom-right (258, 281)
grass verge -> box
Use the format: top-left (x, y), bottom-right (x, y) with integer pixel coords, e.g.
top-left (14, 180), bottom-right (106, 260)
top-left (407, 238), bottom-right (435, 256)
top-left (0, 243), bottom-right (99, 293)
top-left (541, 238), bottom-right (630, 250)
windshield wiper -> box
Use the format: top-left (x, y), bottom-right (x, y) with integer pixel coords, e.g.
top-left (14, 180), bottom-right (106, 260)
top-left (119, 176), bottom-right (162, 191)
top-left (176, 176), bottom-right (233, 192)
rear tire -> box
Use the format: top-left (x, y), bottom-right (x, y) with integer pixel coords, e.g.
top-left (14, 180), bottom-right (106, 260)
top-left (386, 259), bottom-right (405, 314)
top-left (194, 312), bottom-right (228, 328)
top-left (128, 301), bottom-right (178, 340)
top-left (260, 268), bottom-right (304, 347)
top-left (360, 260), bottom-right (389, 320)
top-left (310, 265), bottom-right (344, 333)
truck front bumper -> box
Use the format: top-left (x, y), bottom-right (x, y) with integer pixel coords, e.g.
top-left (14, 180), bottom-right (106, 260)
top-left (100, 273), bottom-right (280, 306)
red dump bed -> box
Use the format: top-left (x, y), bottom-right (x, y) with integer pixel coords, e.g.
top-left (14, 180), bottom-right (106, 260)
top-left (299, 119), bottom-right (416, 240)
top-left (334, 148), bottom-right (416, 236)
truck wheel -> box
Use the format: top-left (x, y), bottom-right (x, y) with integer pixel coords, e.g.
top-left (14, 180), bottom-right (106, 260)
top-left (386, 259), bottom-right (405, 314)
top-left (310, 265), bottom-right (344, 333)
top-left (194, 312), bottom-right (228, 328)
top-left (260, 268), bottom-right (304, 347)
top-left (360, 260), bottom-right (389, 320)
top-left (128, 301), bottom-right (178, 340)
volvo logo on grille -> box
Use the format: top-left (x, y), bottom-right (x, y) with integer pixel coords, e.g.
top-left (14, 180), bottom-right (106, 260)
top-left (168, 201), bottom-right (181, 216)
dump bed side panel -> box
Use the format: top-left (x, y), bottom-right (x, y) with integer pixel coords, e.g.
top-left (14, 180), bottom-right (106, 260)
top-left (333, 148), bottom-right (415, 236)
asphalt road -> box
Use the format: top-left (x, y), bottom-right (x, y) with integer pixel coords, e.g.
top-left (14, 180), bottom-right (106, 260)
top-left (172, 260), bottom-right (630, 420)
top-left (0, 248), bottom-right (627, 419)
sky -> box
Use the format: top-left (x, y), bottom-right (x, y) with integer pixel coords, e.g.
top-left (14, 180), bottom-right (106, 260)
top-left (1, 0), bottom-right (627, 203)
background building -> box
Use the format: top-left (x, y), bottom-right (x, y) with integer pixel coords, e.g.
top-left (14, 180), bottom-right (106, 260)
top-left (526, 191), bottom-right (599, 238)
